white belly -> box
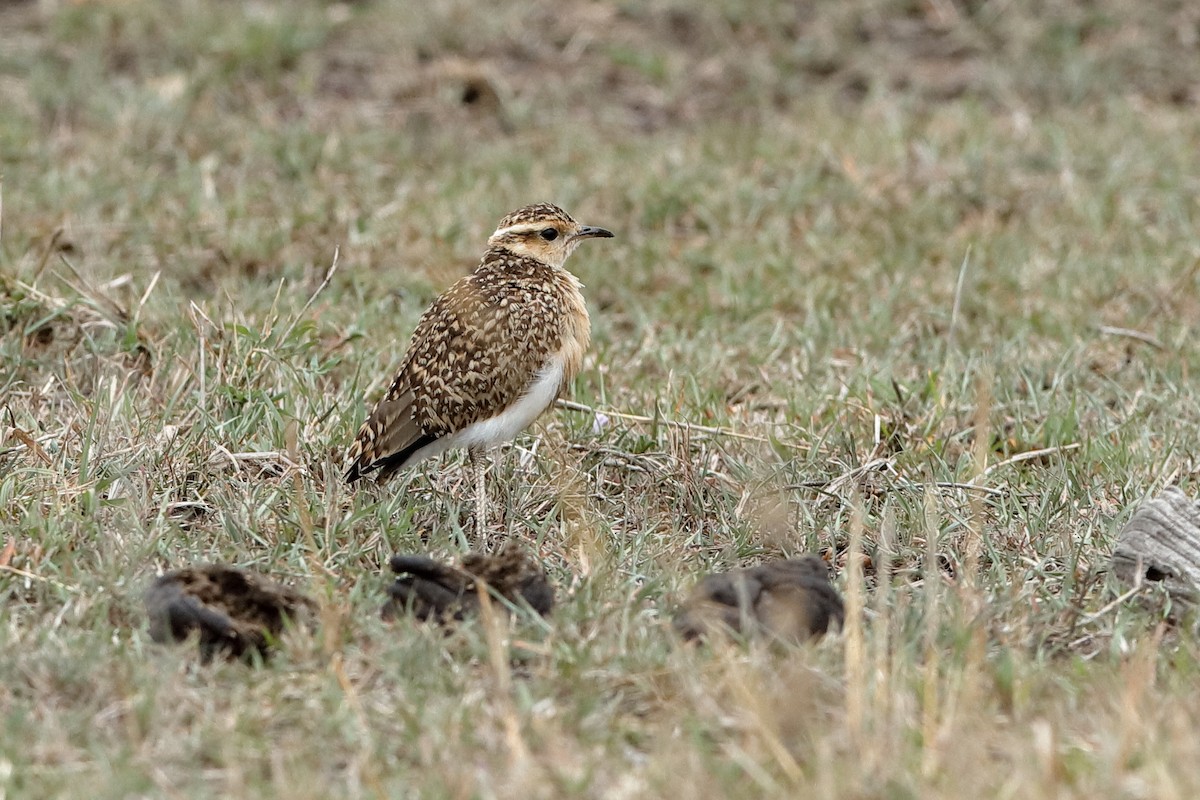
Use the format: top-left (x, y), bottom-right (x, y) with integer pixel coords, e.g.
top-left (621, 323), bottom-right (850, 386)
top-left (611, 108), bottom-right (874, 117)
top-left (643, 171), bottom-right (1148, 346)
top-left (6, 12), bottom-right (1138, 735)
top-left (449, 357), bottom-right (564, 452)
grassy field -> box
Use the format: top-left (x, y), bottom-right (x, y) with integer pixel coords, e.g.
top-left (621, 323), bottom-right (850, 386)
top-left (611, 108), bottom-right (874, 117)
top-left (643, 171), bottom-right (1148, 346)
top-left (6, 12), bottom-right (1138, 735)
top-left (3, 0), bottom-right (1200, 796)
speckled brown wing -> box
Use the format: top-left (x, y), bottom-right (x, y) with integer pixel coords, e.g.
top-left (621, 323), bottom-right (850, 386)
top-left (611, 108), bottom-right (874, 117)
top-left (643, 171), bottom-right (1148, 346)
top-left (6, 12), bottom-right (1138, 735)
top-left (345, 253), bottom-right (575, 482)
top-left (344, 386), bottom-right (431, 483)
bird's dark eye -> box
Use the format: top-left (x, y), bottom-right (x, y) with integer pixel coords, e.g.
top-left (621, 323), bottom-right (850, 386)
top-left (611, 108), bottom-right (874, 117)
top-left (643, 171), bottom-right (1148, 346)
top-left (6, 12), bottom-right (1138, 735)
top-left (539, 228), bottom-right (558, 241)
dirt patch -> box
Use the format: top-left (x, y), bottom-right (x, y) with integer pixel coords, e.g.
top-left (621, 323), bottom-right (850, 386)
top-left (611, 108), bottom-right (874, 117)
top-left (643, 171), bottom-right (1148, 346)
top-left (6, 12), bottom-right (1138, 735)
top-left (308, 0), bottom-right (1199, 137)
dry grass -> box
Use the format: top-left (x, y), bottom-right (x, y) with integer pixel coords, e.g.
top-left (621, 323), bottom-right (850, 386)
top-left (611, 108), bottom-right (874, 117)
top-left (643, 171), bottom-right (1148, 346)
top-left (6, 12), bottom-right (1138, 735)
top-left (3, 0), bottom-right (1200, 797)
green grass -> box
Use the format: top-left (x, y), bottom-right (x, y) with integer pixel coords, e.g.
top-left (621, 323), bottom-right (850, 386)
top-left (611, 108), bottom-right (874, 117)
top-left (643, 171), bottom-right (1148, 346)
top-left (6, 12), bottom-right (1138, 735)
top-left (3, 0), bottom-right (1200, 796)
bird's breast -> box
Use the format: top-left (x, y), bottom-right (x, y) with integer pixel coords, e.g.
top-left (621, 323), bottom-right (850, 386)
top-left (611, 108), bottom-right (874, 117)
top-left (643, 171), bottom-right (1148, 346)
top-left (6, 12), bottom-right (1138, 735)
top-left (556, 273), bottom-right (591, 391)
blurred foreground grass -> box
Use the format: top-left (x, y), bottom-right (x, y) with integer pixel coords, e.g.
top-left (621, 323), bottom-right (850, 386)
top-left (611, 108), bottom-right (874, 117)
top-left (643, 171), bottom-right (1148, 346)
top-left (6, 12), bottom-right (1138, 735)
top-left (2, 0), bottom-right (1200, 797)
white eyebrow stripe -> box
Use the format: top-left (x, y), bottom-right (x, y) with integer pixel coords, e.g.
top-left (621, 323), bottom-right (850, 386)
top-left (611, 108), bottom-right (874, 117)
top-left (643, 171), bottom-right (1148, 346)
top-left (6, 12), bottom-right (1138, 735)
top-left (491, 222), bottom-right (558, 238)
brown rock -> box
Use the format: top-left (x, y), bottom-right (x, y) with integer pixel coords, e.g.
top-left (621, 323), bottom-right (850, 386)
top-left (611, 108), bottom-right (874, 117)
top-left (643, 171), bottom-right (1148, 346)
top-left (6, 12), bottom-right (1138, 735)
top-left (674, 556), bottom-right (844, 644)
top-left (382, 547), bottom-right (553, 623)
top-left (145, 564), bottom-right (312, 662)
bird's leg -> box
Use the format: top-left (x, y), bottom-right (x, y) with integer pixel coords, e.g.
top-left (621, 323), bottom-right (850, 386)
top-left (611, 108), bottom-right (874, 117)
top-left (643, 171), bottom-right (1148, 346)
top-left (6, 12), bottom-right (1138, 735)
top-left (469, 447), bottom-right (488, 546)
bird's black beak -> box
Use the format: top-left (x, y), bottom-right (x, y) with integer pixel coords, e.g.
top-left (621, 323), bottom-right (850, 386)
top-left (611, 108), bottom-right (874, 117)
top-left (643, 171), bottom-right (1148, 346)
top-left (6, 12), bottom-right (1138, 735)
top-left (572, 226), bottom-right (614, 241)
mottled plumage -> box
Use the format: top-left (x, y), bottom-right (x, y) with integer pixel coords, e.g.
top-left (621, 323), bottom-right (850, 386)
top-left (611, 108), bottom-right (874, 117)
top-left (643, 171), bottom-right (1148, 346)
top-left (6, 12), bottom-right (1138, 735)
top-left (673, 556), bottom-right (845, 644)
top-left (346, 251), bottom-right (590, 479)
top-left (495, 202), bottom-right (577, 231)
top-left (345, 203), bottom-right (613, 537)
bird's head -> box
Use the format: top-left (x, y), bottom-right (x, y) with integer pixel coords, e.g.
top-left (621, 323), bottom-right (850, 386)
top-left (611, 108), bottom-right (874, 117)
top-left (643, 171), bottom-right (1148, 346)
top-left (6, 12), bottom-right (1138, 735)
top-left (487, 203), bottom-right (613, 268)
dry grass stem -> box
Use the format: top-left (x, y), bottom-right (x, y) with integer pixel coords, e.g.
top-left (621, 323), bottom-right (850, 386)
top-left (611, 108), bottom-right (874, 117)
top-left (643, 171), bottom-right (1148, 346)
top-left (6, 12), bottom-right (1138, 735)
top-left (2, 0), bottom-right (1198, 795)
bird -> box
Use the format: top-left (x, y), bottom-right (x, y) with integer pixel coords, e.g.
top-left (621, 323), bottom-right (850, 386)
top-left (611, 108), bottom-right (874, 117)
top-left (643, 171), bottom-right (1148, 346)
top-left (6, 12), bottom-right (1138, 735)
top-left (144, 564), bottom-right (313, 662)
top-left (345, 202), bottom-right (613, 541)
top-left (381, 546), bottom-right (554, 623)
top-left (673, 556), bottom-right (844, 644)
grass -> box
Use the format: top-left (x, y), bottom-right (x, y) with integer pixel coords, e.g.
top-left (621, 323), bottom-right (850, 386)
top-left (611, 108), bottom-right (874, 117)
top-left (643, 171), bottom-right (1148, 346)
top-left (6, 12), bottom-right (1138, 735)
top-left (2, 0), bottom-right (1200, 796)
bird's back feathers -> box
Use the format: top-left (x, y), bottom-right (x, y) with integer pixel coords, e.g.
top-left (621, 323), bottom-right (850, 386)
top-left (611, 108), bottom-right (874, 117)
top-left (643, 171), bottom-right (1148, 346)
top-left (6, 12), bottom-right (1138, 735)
top-left (345, 250), bottom-right (589, 482)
